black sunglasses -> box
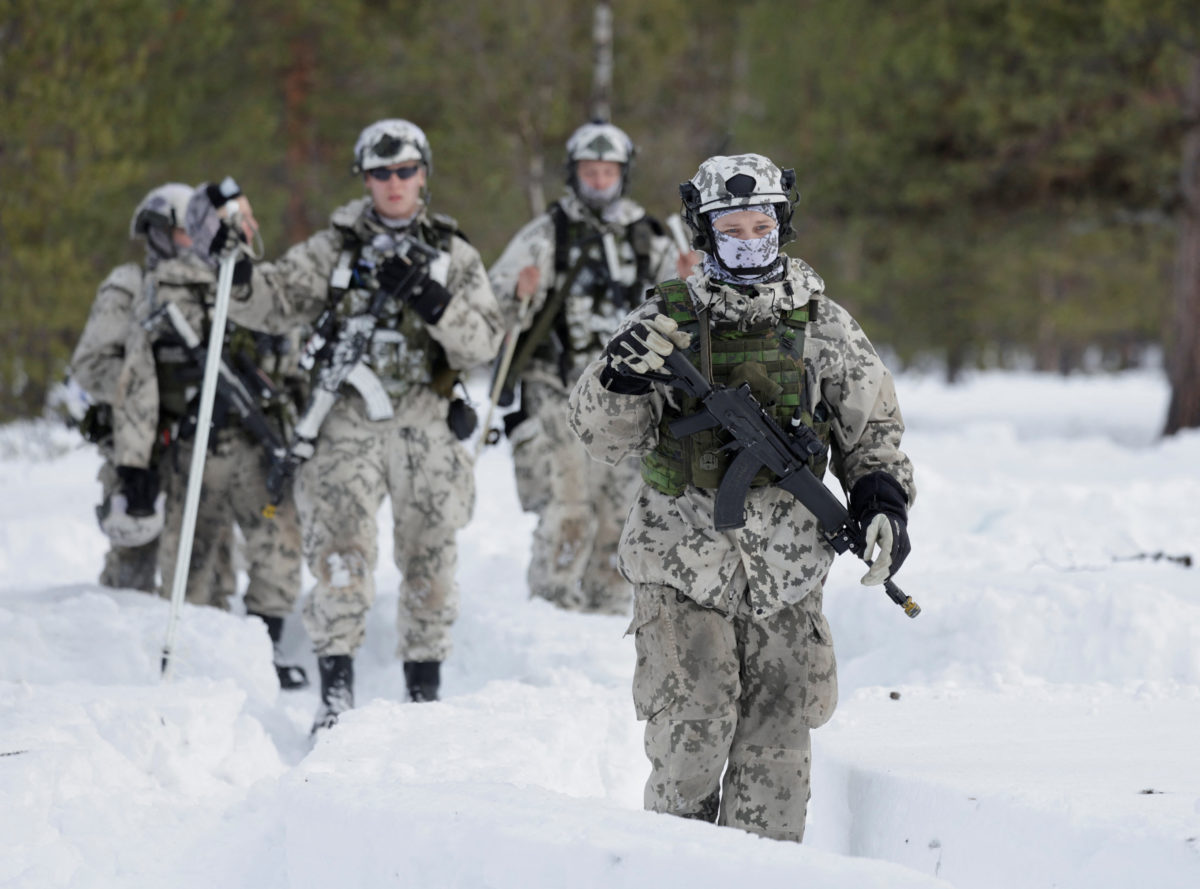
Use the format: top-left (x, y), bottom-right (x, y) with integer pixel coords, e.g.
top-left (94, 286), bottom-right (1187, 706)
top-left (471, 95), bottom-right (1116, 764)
top-left (366, 165), bottom-right (422, 182)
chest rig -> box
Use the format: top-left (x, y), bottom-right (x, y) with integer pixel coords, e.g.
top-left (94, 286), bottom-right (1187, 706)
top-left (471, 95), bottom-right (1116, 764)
top-left (325, 214), bottom-right (459, 399)
top-left (640, 280), bottom-right (833, 496)
top-left (152, 287), bottom-right (292, 432)
top-left (530, 202), bottom-right (662, 370)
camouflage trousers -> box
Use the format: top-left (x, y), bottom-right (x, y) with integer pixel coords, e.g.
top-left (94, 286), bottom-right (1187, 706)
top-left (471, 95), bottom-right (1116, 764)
top-left (159, 431), bottom-right (301, 616)
top-left (294, 401), bottom-right (474, 661)
top-left (629, 582), bottom-right (838, 842)
top-left (512, 380), bottom-right (638, 615)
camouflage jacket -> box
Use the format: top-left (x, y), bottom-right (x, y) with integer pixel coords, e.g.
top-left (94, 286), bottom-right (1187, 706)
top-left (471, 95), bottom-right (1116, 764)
top-left (112, 251), bottom-right (297, 468)
top-left (488, 190), bottom-right (679, 390)
top-left (567, 256), bottom-right (915, 617)
top-left (232, 198), bottom-right (503, 427)
top-left (70, 262), bottom-right (145, 405)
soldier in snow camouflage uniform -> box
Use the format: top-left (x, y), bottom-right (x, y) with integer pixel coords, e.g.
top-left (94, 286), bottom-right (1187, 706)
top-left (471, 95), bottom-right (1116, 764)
top-left (227, 120), bottom-right (504, 731)
top-left (488, 122), bottom-right (692, 615)
top-left (69, 183), bottom-right (235, 598)
top-left (568, 153), bottom-right (915, 842)
top-left (112, 181), bottom-right (308, 689)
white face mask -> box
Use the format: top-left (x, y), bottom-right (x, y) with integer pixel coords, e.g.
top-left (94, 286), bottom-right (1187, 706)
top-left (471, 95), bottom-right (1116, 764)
top-left (577, 179), bottom-right (622, 210)
top-left (712, 226), bottom-right (780, 273)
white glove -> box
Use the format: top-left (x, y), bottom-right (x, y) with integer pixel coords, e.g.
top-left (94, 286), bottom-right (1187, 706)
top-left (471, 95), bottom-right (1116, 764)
top-left (860, 513), bottom-right (894, 586)
top-left (606, 314), bottom-right (692, 377)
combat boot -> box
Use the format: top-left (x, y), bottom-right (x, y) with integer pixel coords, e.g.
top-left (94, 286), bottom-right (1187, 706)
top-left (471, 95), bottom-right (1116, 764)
top-left (249, 612), bottom-right (310, 690)
top-left (403, 660), bottom-right (440, 702)
top-left (312, 654), bottom-right (354, 735)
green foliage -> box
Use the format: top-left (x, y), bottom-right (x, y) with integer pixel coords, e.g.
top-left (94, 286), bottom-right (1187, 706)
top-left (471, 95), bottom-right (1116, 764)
top-left (1, 0), bottom-right (1197, 420)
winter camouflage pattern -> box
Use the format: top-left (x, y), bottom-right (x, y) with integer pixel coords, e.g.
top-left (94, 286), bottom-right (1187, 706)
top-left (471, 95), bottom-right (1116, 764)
top-left (113, 251), bottom-right (301, 612)
top-left (633, 583), bottom-right (836, 841)
top-left (71, 263), bottom-right (144, 406)
top-left (293, 400), bottom-right (474, 658)
top-left (229, 198), bottom-right (503, 658)
top-left (565, 122), bottom-right (633, 164)
top-left (489, 190), bottom-right (679, 612)
top-left (516, 379), bottom-right (640, 613)
top-left (71, 263), bottom-right (162, 591)
top-left (687, 154), bottom-right (792, 215)
top-left (159, 433), bottom-right (301, 614)
top-left (353, 119), bottom-right (431, 172)
top-left (569, 257), bottom-right (914, 615)
top-left (568, 253), bottom-right (913, 841)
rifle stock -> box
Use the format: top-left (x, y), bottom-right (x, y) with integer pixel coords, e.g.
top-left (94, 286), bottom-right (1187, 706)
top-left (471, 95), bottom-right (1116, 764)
top-left (661, 350), bottom-right (919, 618)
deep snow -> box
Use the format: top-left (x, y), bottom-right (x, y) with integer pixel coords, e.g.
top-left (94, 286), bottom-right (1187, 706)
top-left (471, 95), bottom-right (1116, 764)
top-left (2, 368), bottom-right (1198, 888)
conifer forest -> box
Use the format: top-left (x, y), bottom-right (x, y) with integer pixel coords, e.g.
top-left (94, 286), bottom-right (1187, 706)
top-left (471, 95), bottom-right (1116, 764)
top-left (3, 0), bottom-right (1199, 431)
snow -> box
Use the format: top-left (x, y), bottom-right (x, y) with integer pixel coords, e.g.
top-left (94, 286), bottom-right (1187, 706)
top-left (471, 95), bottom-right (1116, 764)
top-left (2, 368), bottom-right (1198, 888)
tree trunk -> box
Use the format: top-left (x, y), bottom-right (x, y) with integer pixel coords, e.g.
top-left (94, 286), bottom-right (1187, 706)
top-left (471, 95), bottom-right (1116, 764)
top-left (283, 31), bottom-right (316, 248)
top-left (591, 2), bottom-right (613, 123)
top-left (1164, 54), bottom-right (1200, 435)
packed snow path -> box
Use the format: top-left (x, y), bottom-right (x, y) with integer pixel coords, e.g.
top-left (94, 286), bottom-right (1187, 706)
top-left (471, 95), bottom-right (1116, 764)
top-left (2, 369), bottom-right (1198, 888)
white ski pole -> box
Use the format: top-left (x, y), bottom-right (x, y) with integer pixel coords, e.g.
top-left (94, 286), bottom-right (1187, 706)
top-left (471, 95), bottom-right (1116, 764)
top-left (160, 245), bottom-right (239, 678)
top-left (475, 297), bottom-right (533, 459)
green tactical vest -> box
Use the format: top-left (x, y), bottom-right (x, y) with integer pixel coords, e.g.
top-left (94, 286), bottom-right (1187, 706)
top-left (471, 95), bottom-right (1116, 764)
top-left (640, 279), bottom-right (833, 497)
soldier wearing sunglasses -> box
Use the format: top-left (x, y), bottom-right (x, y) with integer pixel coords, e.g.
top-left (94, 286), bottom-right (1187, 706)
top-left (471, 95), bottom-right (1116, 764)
top-left (224, 119), bottom-right (504, 733)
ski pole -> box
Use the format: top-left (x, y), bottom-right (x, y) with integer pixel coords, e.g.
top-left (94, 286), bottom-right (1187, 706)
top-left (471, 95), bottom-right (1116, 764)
top-left (475, 297), bottom-right (532, 458)
top-left (160, 243), bottom-right (239, 678)
top-left (475, 246), bottom-right (543, 458)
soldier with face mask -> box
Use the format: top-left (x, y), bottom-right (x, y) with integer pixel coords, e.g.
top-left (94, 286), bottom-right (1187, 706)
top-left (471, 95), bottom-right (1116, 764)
top-left (568, 153), bottom-right (916, 842)
top-left (69, 183), bottom-right (232, 598)
top-left (487, 122), bottom-right (695, 615)
top-left (226, 120), bottom-right (504, 732)
top-left (112, 180), bottom-right (308, 690)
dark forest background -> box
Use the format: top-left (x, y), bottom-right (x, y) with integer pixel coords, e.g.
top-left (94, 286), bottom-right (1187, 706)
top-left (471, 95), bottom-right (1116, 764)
top-left (4, 0), bottom-right (1200, 432)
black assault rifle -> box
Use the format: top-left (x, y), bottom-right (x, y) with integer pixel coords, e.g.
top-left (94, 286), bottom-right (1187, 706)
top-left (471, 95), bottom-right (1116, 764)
top-left (660, 349), bottom-right (920, 618)
top-left (265, 233), bottom-right (440, 503)
top-left (156, 302), bottom-right (291, 515)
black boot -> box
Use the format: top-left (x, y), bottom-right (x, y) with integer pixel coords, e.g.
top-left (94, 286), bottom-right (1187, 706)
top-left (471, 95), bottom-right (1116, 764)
top-left (679, 789), bottom-right (721, 824)
top-left (250, 612), bottom-right (310, 690)
top-left (312, 654), bottom-right (354, 735)
top-left (403, 660), bottom-right (440, 702)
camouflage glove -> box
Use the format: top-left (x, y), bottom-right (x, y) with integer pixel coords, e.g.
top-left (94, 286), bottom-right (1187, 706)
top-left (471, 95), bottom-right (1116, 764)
top-left (600, 314), bottom-right (691, 394)
top-left (849, 471), bottom-right (910, 585)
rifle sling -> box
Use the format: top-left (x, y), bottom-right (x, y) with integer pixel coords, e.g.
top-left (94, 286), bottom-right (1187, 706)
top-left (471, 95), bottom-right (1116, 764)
top-left (501, 249), bottom-right (591, 393)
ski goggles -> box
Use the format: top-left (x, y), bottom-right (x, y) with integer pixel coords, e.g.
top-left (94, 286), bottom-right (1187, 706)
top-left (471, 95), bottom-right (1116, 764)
top-left (366, 164), bottom-right (423, 182)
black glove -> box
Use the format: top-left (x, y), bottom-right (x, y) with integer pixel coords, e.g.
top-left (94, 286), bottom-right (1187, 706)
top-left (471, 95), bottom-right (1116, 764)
top-left (600, 314), bottom-right (691, 395)
top-left (375, 253), bottom-right (424, 299)
top-left (405, 277), bottom-right (452, 325)
top-left (116, 466), bottom-right (161, 517)
top-left (848, 471), bottom-right (911, 580)
top-left (377, 257), bottom-right (453, 325)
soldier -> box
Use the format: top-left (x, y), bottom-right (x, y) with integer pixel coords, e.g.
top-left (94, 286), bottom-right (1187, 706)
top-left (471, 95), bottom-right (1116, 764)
top-left (111, 180), bottom-right (308, 689)
top-left (226, 120), bottom-right (503, 731)
top-left (69, 183), bottom-right (235, 599)
top-left (487, 121), bottom-right (695, 615)
top-left (567, 153), bottom-right (915, 842)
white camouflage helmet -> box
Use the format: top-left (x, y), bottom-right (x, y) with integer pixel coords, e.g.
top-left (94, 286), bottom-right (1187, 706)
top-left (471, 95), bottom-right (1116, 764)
top-left (352, 118), bottom-right (432, 174)
top-left (680, 153), bottom-right (799, 249)
top-left (129, 182), bottom-right (193, 240)
top-left (566, 121), bottom-right (634, 164)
